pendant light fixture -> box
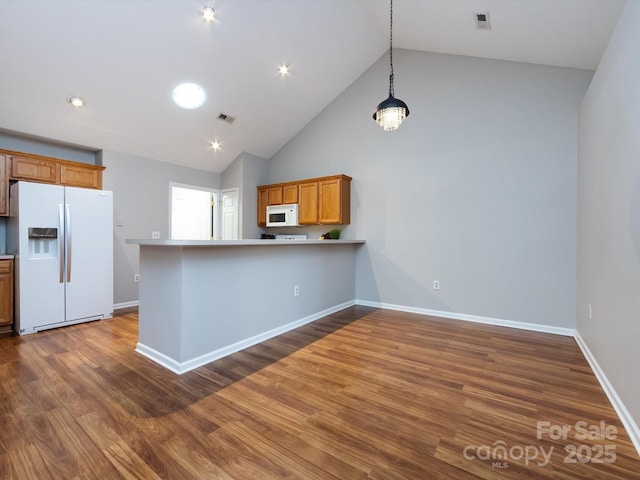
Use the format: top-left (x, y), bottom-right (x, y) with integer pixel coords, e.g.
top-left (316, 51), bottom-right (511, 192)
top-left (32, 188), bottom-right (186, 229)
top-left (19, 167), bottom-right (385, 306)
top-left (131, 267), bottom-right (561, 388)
top-left (373, 0), bottom-right (409, 131)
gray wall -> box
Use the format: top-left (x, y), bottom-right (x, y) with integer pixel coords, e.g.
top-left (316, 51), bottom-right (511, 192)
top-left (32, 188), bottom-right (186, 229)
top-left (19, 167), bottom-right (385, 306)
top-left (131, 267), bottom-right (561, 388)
top-left (577, 1), bottom-right (640, 431)
top-left (268, 49), bottom-right (593, 328)
top-left (138, 242), bottom-right (358, 372)
top-left (221, 152), bottom-right (269, 240)
top-left (0, 131), bottom-right (97, 164)
top-left (101, 150), bottom-right (220, 306)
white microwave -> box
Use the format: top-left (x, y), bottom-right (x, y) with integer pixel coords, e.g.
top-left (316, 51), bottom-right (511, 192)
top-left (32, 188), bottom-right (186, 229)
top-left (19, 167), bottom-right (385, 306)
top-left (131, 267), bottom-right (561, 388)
top-left (266, 204), bottom-right (299, 227)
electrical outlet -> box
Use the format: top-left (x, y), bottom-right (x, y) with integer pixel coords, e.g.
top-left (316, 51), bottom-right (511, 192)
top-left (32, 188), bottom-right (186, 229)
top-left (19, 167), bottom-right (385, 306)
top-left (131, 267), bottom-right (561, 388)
top-left (433, 280), bottom-right (440, 290)
top-left (134, 274), bottom-right (140, 283)
top-left (588, 303), bottom-right (592, 319)
top-left (151, 231), bottom-right (161, 239)
top-left (294, 285), bottom-right (300, 297)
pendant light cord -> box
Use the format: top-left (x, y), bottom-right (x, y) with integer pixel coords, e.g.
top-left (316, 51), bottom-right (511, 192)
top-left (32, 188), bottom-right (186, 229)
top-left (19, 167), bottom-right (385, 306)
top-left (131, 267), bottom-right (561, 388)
top-left (389, 0), bottom-right (395, 97)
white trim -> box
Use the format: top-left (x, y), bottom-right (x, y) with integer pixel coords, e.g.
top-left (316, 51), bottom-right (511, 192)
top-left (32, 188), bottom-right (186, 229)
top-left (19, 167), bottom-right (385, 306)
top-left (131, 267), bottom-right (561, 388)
top-left (135, 343), bottom-right (183, 374)
top-left (114, 300), bottom-right (139, 310)
top-left (355, 300), bottom-right (575, 336)
top-left (136, 300), bottom-right (355, 375)
top-left (574, 331), bottom-right (640, 456)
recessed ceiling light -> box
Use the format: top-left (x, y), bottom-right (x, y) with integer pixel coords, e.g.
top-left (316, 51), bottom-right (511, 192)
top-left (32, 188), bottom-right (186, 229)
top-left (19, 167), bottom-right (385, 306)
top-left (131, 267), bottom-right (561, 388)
top-left (201, 5), bottom-right (215, 23)
top-left (210, 140), bottom-right (221, 151)
top-left (172, 82), bottom-right (206, 109)
top-left (67, 96), bottom-right (86, 108)
top-left (278, 64), bottom-right (289, 77)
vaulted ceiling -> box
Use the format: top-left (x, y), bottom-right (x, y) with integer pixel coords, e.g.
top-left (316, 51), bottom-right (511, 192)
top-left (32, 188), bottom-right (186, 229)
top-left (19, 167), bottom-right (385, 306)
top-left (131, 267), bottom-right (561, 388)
top-left (0, 0), bottom-right (625, 173)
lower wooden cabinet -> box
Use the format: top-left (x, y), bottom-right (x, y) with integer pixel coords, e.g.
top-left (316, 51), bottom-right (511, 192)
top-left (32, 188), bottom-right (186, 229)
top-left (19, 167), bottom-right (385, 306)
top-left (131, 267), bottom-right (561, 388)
top-left (0, 259), bottom-right (14, 334)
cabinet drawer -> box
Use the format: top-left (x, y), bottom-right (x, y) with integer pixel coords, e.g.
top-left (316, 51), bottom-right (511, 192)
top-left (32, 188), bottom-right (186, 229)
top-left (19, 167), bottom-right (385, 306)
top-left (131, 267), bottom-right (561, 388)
top-left (0, 260), bottom-right (11, 274)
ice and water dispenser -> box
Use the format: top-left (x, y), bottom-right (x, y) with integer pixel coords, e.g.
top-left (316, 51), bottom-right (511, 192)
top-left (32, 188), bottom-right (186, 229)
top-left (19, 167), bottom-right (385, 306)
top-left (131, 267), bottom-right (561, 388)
top-left (28, 227), bottom-right (58, 258)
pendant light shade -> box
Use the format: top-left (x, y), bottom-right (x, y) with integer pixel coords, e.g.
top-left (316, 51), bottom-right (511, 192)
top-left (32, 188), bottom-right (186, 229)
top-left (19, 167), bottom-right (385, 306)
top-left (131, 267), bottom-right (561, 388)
top-left (373, 0), bottom-right (409, 131)
top-left (373, 95), bottom-right (410, 132)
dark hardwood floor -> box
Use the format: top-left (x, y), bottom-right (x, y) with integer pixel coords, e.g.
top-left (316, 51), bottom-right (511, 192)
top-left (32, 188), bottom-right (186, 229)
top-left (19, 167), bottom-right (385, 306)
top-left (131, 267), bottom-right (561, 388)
top-left (0, 306), bottom-right (638, 479)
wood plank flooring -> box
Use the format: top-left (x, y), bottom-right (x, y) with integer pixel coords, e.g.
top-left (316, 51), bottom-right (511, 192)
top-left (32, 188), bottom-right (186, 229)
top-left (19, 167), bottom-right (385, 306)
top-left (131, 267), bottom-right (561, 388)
top-left (0, 306), bottom-right (638, 479)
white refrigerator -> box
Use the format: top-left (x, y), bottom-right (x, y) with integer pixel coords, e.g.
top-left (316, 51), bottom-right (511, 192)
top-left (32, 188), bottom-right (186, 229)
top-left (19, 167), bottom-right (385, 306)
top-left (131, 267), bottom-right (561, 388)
top-left (7, 181), bottom-right (114, 335)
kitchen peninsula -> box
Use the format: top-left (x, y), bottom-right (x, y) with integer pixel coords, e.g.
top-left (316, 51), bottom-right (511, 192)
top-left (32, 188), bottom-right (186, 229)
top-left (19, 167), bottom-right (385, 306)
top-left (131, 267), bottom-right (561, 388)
top-left (126, 239), bottom-right (365, 374)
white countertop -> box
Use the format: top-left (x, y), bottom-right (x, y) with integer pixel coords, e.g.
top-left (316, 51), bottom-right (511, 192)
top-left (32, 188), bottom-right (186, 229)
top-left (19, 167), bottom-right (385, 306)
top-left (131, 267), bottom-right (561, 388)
top-left (126, 239), bottom-right (365, 247)
top-left (0, 254), bottom-right (15, 260)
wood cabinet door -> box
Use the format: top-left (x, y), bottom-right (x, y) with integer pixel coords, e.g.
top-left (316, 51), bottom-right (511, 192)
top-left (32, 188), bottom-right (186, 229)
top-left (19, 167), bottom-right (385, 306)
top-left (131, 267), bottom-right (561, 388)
top-left (298, 181), bottom-right (318, 225)
top-left (257, 187), bottom-right (268, 226)
top-left (10, 155), bottom-right (59, 183)
top-left (0, 156), bottom-right (8, 216)
top-left (0, 260), bottom-right (13, 327)
top-left (282, 184), bottom-right (298, 204)
top-left (60, 163), bottom-right (102, 189)
top-left (319, 177), bottom-right (351, 225)
top-left (267, 186), bottom-right (283, 205)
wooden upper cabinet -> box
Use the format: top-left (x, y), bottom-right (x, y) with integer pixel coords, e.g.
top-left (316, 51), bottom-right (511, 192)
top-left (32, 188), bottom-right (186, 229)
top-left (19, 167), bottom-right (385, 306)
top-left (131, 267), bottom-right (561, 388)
top-left (3, 149), bottom-right (105, 190)
top-left (60, 162), bottom-right (102, 189)
top-left (257, 174), bottom-right (351, 227)
top-left (319, 175), bottom-right (351, 225)
top-left (10, 155), bottom-right (59, 184)
top-left (257, 187), bottom-right (268, 227)
top-left (267, 186), bottom-right (283, 205)
top-left (298, 181), bottom-right (318, 225)
top-left (0, 156), bottom-right (8, 216)
top-left (283, 184), bottom-right (298, 204)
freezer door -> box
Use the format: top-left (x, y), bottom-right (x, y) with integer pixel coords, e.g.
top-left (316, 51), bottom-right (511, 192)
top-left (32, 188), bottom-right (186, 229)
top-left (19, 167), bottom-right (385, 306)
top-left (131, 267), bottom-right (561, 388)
top-left (64, 186), bottom-right (114, 322)
top-left (11, 182), bottom-right (66, 333)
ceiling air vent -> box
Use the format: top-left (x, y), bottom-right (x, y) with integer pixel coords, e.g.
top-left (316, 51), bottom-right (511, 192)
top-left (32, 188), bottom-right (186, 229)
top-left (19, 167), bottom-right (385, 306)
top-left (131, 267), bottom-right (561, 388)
top-left (217, 113), bottom-right (235, 124)
top-left (475, 12), bottom-right (491, 30)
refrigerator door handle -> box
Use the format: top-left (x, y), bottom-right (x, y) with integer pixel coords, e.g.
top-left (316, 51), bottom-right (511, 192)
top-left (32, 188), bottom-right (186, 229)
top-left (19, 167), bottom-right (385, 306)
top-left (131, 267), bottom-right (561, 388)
top-left (59, 204), bottom-right (65, 283)
top-left (66, 204), bottom-right (72, 283)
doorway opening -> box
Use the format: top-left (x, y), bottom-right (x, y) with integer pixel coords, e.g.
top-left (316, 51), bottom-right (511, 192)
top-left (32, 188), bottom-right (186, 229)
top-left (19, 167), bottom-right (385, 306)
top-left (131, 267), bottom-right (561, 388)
top-left (169, 183), bottom-right (239, 240)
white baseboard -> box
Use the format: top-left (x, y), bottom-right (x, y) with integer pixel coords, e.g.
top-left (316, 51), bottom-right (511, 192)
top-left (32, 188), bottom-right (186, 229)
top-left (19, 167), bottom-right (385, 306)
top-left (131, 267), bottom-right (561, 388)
top-left (136, 300), bottom-right (356, 375)
top-left (574, 332), bottom-right (640, 456)
top-left (135, 343), bottom-right (183, 374)
top-left (355, 299), bottom-right (575, 336)
top-left (114, 300), bottom-right (139, 310)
